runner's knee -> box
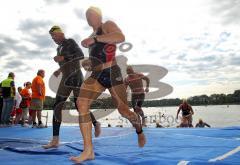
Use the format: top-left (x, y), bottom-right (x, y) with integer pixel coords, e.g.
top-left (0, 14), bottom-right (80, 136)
top-left (76, 98), bottom-right (90, 114)
top-left (117, 103), bottom-right (131, 118)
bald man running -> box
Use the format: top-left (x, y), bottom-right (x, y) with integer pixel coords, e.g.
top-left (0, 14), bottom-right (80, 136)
top-left (124, 66), bottom-right (150, 126)
top-left (42, 26), bottom-right (101, 149)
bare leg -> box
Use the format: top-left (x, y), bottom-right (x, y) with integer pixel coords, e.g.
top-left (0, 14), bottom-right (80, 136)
top-left (42, 136), bottom-right (59, 149)
top-left (187, 115), bottom-right (193, 127)
top-left (73, 96), bottom-right (101, 137)
top-left (28, 113), bottom-right (32, 125)
top-left (42, 96), bottom-right (66, 149)
top-left (32, 111), bottom-right (37, 124)
top-left (20, 110), bottom-right (24, 126)
top-left (94, 121), bottom-right (101, 137)
top-left (70, 112), bottom-right (94, 163)
top-left (21, 108), bottom-right (28, 126)
top-left (15, 112), bottom-right (22, 125)
top-left (89, 112), bottom-right (101, 137)
top-left (109, 84), bottom-right (146, 147)
top-left (70, 77), bottom-right (104, 163)
top-left (134, 106), bottom-right (146, 127)
top-left (37, 111), bottom-right (41, 123)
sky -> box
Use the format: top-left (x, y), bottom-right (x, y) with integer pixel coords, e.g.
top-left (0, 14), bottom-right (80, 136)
top-left (0, 0), bottom-right (240, 99)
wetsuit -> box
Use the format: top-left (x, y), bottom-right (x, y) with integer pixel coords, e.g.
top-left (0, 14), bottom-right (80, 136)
top-left (89, 27), bottom-right (123, 88)
top-left (53, 38), bottom-right (97, 136)
top-left (196, 122), bottom-right (210, 128)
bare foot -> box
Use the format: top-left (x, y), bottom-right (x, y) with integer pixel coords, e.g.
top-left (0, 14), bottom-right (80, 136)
top-left (42, 139), bottom-right (59, 149)
top-left (70, 150), bottom-right (95, 163)
top-left (94, 122), bottom-right (101, 137)
top-left (138, 133), bottom-right (146, 147)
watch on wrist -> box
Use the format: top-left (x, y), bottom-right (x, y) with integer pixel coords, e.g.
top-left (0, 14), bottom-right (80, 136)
top-left (93, 36), bottom-right (98, 43)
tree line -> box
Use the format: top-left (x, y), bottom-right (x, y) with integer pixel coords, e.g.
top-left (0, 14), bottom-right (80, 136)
top-left (43, 90), bottom-right (240, 110)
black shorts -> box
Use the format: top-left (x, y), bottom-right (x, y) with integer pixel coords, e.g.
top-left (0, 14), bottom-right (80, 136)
top-left (57, 71), bottom-right (83, 97)
top-left (182, 111), bottom-right (191, 116)
top-left (131, 93), bottom-right (145, 109)
top-left (90, 65), bottom-right (123, 88)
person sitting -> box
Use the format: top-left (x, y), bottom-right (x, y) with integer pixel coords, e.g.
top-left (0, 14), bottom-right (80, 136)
top-left (195, 119), bottom-right (211, 128)
top-left (156, 122), bottom-right (163, 128)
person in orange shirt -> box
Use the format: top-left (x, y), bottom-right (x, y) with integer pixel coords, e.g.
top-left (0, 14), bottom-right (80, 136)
top-left (20, 82), bottom-right (32, 127)
top-left (30, 69), bottom-right (45, 128)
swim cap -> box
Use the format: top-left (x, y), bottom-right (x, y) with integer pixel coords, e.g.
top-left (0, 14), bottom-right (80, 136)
top-left (87, 6), bottom-right (102, 16)
top-left (182, 98), bottom-right (187, 103)
top-left (49, 25), bottom-right (63, 34)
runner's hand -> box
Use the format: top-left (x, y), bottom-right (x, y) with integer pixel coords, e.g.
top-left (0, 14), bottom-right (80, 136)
top-left (53, 70), bottom-right (61, 77)
top-left (82, 59), bottom-right (92, 71)
top-left (81, 38), bottom-right (95, 48)
top-left (145, 87), bottom-right (149, 93)
top-left (54, 56), bottom-right (64, 62)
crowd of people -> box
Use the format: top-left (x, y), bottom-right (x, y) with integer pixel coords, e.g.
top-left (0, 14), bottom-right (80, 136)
top-left (0, 7), bottom-right (149, 163)
top-left (0, 6), bottom-right (212, 163)
top-left (0, 70), bottom-right (46, 128)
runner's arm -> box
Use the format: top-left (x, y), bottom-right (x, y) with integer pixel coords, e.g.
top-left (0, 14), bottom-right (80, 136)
top-left (123, 78), bottom-right (129, 90)
top-left (53, 68), bottom-right (61, 77)
top-left (176, 106), bottom-right (181, 119)
top-left (142, 75), bottom-right (150, 92)
top-left (189, 105), bottom-right (194, 115)
top-left (96, 21), bottom-right (125, 44)
top-left (204, 123), bottom-right (211, 128)
top-left (55, 68), bottom-right (61, 72)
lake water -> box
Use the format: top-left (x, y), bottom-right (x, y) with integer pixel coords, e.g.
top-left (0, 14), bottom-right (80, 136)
top-left (41, 104), bottom-right (240, 128)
